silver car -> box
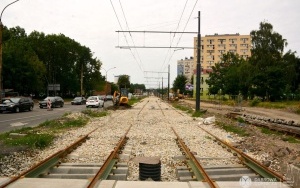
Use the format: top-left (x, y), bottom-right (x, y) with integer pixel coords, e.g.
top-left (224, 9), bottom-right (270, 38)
top-left (86, 96), bottom-right (104, 108)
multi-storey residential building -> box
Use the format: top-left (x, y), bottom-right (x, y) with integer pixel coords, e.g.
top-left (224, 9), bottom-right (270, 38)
top-left (177, 57), bottom-right (194, 83)
top-left (192, 33), bottom-right (251, 98)
top-left (194, 33), bottom-right (251, 70)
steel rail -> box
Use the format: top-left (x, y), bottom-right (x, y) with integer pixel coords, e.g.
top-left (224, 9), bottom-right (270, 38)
top-left (87, 124), bottom-right (133, 188)
top-left (156, 100), bottom-right (165, 116)
top-left (137, 100), bottom-right (149, 115)
top-left (171, 127), bottom-right (219, 188)
top-left (0, 128), bottom-right (98, 188)
top-left (197, 126), bottom-right (285, 182)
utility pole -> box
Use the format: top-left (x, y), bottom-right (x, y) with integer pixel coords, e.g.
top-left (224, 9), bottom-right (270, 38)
top-left (168, 64), bottom-right (170, 101)
top-left (196, 11), bottom-right (201, 112)
top-left (80, 63), bottom-right (83, 97)
top-left (162, 77), bottom-right (163, 100)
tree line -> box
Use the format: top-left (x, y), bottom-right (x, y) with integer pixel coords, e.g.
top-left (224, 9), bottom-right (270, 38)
top-left (3, 26), bottom-right (103, 98)
top-left (2, 26), bottom-right (145, 98)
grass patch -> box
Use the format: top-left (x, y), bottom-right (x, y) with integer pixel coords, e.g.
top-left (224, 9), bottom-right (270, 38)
top-left (0, 113), bottom-right (90, 150)
top-left (172, 103), bottom-right (192, 112)
top-left (281, 136), bottom-right (300, 143)
top-left (4, 133), bottom-right (54, 149)
top-left (39, 116), bottom-right (89, 130)
top-left (259, 127), bottom-right (300, 143)
top-left (237, 117), bottom-right (246, 123)
top-left (259, 127), bottom-right (282, 136)
top-left (216, 121), bottom-right (250, 137)
top-left (172, 102), bottom-right (207, 117)
top-left (192, 110), bottom-right (206, 117)
top-left (82, 109), bottom-right (109, 118)
top-left (0, 127), bottom-right (54, 149)
top-left (128, 96), bottom-right (145, 106)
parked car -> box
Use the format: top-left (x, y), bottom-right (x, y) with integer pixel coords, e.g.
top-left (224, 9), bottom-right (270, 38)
top-left (0, 97), bottom-right (34, 113)
top-left (71, 97), bottom-right (86, 105)
top-left (39, 96), bottom-right (64, 108)
top-left (86, 96), bottom-right (104, 108)
top-left (98, 95), bottom-right (107, 101)
top-left (106, 95), bottom-right (113, 101)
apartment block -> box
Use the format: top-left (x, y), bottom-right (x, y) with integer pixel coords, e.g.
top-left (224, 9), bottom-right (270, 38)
top-left (177, 57), bottom-right (194, 83)
top-left (194, 33), bottom-right (251, 70)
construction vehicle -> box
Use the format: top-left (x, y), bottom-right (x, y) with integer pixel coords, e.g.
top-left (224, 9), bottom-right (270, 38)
top-left (113, 88), bottom-right (129, 106)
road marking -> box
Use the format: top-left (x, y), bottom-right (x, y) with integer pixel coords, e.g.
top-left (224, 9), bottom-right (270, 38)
top-left (0, 111), bottom-right (61, 123)
top-left (10, 122), bottom-right (28, 127)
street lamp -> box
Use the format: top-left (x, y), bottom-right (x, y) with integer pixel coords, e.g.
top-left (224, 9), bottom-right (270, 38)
top-left (101, 66), bottom-right (116, 95)
top-left (0, 0), bottom-right (20, 101)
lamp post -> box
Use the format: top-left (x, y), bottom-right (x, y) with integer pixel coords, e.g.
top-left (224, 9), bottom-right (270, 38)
top-left (102, 67), bottom-right (116, 95)
top-left (0, 0), bottom-right (20, 101)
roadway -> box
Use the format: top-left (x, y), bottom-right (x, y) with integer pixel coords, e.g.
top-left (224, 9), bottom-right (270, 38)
top-left (0, 101), bottom-right (113, 133)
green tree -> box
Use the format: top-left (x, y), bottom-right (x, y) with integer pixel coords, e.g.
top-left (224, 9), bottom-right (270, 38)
top-left (173, 75), bottom-right (187, 94)
top-left (207, 52), bottom-right (246, 96)
top-left (117, 75), bottom-right (130, 89)
top-left (28, 31), bottom-right (103, 96)
top-left (3, 26), bottom-right (46, 95)
top-left (249, 21), bottom-right (289, 101)
top-left (129, 83), bottom-right (146, 94)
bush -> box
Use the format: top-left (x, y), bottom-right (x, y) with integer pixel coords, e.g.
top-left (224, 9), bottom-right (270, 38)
top-left (250, 98), bottom-right (261, 106)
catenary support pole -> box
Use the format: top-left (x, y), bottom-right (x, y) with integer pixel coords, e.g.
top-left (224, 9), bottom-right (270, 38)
top-left (162, 77), bottom-right (163, 100)
top-left (168, 64), bottom-right (170, 101)
top-left (196, 11), bottom-right (201, 111)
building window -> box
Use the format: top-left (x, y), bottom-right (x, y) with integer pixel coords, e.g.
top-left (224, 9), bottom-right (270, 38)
top-left (218, 50), bottom-right (225, 54)
top-left (218, 39), bottom-right (226, 44)
top-left (207, 39), bottom-right (214, 44)
top-left (229, 38), bottom-right (237, 44)
top-left (240, 44), bottom-right (248, 48)
top-left (240, 38), bottom-right (249, 43)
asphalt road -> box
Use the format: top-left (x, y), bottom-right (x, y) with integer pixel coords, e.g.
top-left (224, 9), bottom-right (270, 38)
top-left (0, 101), bottom-right (113, 133)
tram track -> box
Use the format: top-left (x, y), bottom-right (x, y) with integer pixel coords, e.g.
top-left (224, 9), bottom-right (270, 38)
top-left (171, 126), bottom-right (289, 187)
top-left (1, 128), bottom-right (98, 187)
top-left (0, 97), bottom-right (293, 187)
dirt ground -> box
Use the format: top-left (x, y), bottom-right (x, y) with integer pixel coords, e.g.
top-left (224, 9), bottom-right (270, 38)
top-left (182, 99), bottom-right (300, 177)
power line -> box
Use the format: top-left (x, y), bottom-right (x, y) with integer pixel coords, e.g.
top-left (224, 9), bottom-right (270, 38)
top-left (160, 0), bottom-right (189, 71)
top-left (109, 0), bottom-right (144, 72)
top-left (162, 0), bottom-right (199, 71)
top-left (118, 0), bottom-right (144, 72)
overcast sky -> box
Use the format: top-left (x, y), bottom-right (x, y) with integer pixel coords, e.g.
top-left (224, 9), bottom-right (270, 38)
top-left (1, 0), bottom-right (300, 88)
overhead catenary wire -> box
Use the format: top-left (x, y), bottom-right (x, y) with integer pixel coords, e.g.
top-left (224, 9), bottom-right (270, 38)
top-left (110, 0), bottom-right (144, 72)
top-left (118, 0), bottom-right (144, 73)
top-left (161, 0), bottom-right (199, 71)
top-left (160, 0), bottom-right (189, 71)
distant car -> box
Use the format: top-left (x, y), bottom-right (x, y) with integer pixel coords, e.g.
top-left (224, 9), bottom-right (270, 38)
top-left (106, 95), bottom-right (113, 101)
top-left (86, 96), bottom-right (104, 108)
top-left (98, 95), bottom-right (107, 101)
top-left (39, 96), bottom-right (64, 108)
top-left (71, 97), bottom-right (86, 105)
top-left (0, 97), bottom-right (34, 113)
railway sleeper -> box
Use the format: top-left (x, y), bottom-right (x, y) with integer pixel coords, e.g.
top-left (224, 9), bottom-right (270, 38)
top-left (42, 163), bottom-right (103, 179)
top-left (106, 163), bottom-right (129, 180)
top-left (176, 166), bottom-right (196, 182)
top-left (176, 164), bottom-right (261, 182)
